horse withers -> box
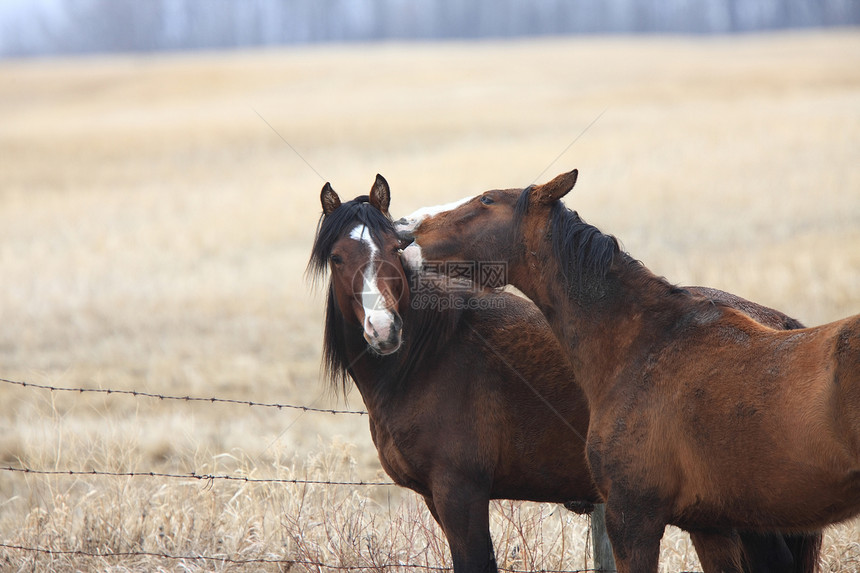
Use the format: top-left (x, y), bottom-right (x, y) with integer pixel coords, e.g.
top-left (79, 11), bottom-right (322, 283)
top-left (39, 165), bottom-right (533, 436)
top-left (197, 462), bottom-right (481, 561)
top-left (395, 169), bottom-right (836, 573)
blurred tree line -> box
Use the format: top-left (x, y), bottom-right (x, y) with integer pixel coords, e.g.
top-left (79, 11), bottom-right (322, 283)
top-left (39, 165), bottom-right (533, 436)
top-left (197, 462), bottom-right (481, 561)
top-left (1, 0), bottom-right (858, 57)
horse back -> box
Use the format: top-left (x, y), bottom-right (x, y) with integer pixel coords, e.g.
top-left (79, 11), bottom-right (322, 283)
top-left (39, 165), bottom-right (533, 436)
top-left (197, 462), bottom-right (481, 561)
top-left (684, 308), bottom-right (860, 437)
top-left (458, 290), bottom-right (598, 501)
top-left (463, 289), bottom-right (590, 435)
top-left (662, 308), bottom-right (860, 526)
top-left (689, 286), bottom-right (804, 330)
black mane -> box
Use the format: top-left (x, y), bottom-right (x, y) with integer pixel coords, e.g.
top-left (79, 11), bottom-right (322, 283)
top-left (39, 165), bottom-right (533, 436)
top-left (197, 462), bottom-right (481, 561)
top-left (514, 187), bottom-right (690, 304)
top-left (307, 196), bottom-right (464, 401)
top-left (514, 187), bottom-right (621, 302)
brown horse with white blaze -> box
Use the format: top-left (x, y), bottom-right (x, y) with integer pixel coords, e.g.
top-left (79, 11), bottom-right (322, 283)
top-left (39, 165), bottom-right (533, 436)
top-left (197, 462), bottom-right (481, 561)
top-left (395, 169), bottom-right (843, 573)
top-left (308, 175), bottom-right (603, 573)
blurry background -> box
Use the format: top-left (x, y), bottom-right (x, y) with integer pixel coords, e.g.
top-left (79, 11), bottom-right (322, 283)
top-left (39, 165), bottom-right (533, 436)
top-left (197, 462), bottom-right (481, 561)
top-left (2, 0), bottom-right (860, 56)
top-left (0, 2), bottom-right (858, 571)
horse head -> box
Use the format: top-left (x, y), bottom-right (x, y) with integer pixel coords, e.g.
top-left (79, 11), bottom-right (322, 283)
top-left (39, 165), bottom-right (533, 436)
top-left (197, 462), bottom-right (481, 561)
top-left (312, 175), bottom-right (408, 355)
top-left (394, 169), bottom-right (579, 289)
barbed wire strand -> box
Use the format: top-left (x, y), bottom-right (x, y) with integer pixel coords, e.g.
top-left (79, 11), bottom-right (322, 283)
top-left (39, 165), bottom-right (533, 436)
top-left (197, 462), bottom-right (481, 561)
top-left (0, 542), bottom-right (609, 572)
top-left (0, 465), bottom-right (395, 487)
top-left (0, 378), bottom-right (688, 573)
top-left (0, 542), bottom-right (440, 570)
top-left (0, 376), bottom-right (367, 415)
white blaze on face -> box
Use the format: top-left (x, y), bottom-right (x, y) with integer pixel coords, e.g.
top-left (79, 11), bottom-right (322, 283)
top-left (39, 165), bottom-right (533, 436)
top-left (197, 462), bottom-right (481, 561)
top-left (350, 225), bottom-right (396, 345)
top-left (394, 195), bottom-right (475, 272)
top-left (393, 195), bottom-right (474, 236)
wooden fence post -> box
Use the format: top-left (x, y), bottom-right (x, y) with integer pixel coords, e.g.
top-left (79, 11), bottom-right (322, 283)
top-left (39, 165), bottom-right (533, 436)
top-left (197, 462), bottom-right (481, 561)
top-left (591, 503), bottom-right (617, 572)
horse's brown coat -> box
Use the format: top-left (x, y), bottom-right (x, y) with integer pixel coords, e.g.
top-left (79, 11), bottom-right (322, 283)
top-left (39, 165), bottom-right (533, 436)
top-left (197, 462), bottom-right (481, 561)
top-left (398, 169), bottom-right (843, 573)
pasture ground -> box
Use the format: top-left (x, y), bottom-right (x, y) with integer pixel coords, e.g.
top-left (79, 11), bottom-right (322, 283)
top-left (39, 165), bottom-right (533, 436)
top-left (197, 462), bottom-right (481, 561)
top-left (1, 30), bottom-right (859, 571)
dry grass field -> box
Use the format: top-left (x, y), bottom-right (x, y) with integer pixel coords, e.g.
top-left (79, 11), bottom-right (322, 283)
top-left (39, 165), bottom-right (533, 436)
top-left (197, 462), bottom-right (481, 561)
top-left (1, 30), bottom-right (859, 572)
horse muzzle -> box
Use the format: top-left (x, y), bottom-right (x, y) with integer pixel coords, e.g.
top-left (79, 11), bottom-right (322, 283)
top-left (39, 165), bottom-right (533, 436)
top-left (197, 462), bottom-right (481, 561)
top-left (364, 310), bottom-right (403, 355)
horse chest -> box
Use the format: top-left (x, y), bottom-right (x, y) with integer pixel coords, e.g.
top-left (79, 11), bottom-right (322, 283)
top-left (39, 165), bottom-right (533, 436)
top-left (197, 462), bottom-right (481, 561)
top-left (368, 417), bottom-right (434, 493)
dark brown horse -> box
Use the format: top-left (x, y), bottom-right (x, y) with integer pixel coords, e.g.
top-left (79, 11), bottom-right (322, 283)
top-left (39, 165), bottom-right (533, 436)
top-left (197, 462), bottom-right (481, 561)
top-left (308, 175), bottom-right (600, 572)
top-left (395, 169), bottom-right (840, 573)
top-left (310, 176), bottom-right (821, 573)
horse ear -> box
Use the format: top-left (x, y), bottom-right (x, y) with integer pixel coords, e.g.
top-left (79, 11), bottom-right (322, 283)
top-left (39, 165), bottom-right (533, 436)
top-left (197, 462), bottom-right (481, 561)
top-left (534, 169), bottom-right (578, 205)
top-left (321, 182), bottom-right (341, 215)
top-left (369, 173), bottom-right (391, 217)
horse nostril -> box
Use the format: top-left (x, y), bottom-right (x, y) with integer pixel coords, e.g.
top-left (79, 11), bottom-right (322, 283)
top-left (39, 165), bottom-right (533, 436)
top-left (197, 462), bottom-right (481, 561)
top-left (366, 316), bottom-right (379, 334)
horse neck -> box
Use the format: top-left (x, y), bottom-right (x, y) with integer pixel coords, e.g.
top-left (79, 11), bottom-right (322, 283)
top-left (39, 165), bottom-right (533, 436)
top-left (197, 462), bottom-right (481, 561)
top-left (343, 338), bottom-right (388, 411)
top-left (511, 245), bottom-right (692, 406)
top-left (329, 292), bottom-right (449, 413)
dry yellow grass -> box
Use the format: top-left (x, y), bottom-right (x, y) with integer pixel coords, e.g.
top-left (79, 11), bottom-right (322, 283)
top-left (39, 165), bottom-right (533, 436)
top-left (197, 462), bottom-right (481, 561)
top-left (0, 30), bottom-right (859, 572)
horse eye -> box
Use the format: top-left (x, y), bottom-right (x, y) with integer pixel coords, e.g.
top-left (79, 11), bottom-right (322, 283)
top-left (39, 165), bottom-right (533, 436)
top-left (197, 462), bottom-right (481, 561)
top-left (330, 254), bottom-right (343, 265)
top-left (480, 195), bottom-right (494, 205)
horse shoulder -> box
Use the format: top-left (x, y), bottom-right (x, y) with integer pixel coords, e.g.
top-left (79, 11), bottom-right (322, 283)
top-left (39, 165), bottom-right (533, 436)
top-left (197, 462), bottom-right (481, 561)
top-left (365, 414), bottom-right (430, 495)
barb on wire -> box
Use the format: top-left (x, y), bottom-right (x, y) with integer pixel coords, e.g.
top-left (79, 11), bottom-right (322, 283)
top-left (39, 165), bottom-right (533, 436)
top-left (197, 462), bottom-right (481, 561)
top-left (0, 542), bottom-right (449, 570)
top-left (0, 542), bottom-right (297, 566)
top-left (0, 465), bottom-right (395, 487)
top-left (0, 377), bottom-right (367, 415)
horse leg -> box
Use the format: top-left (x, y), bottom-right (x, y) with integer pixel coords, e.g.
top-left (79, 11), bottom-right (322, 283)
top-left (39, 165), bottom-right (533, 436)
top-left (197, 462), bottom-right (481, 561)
top-left (738, 531), bottom-right (822, 573)
top-left (423, 495), bottom-right (442, 525)
top-left (603, 495), bottom-right (665, 573)
top-left (781, 532), bottom-right (822, 573)
top-left (738, 531), bottom-right (793, 573)
top-left (689, 529), bottom-right (744, 573)
top-left (427, 488), bottom-right (496, 573)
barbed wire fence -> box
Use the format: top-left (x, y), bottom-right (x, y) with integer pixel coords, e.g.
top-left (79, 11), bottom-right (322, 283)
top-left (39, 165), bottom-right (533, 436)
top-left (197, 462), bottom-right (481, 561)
top-left (0, 465), bottom-right (395, 487)
top-left (0, 540), bottom-right (607, 573)
top-left (0, 376), bottom-right (607, 572)
top-left (0, 377), bottom-right (368, 415)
